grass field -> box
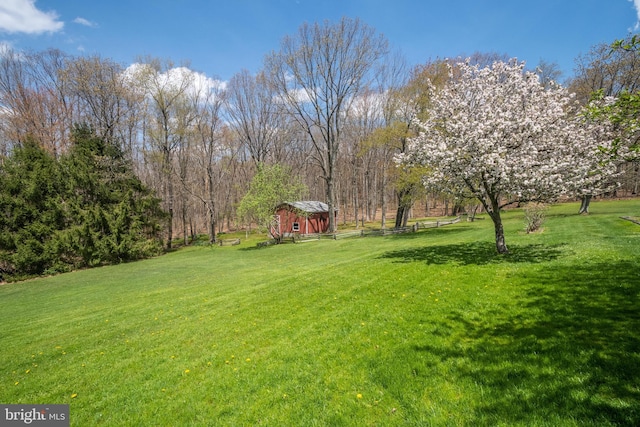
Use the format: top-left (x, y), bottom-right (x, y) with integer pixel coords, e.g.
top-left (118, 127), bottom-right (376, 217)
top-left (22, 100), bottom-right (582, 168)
top-left (1, 200), bottom-right (639, 426)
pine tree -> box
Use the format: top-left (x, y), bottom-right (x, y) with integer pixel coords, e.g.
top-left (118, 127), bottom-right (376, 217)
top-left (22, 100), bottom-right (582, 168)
top-left (57, 125), bottom-right (166, 267)
top-left (0, 126), bottom-right (166, 280)
top-left (0, 137), bottom-right (65, 278)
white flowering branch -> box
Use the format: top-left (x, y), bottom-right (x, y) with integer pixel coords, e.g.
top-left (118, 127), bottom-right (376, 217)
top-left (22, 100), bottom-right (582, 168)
top-left (397, 59), bottom-right (616, 254)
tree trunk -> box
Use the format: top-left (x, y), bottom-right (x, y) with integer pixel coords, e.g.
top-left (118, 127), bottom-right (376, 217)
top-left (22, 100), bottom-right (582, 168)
top-left (395, 205), bottom-right (406, 229)
top-left (489, 211), bottom-right (509, 254)
top-left (380, 167), bottom-right (387, 229)
top-left (190, 219), bottom-right (196, 243)
top-left (182, 202), bottom-right (188, 246)
top-left (208, 206), bottom-right (216, 244)
top-left (326, 175), bottom-right (336, 233)
top-left (325, 144), bottom-right (337, 233)
top-left (395, 204), bottom-right (411, 228)
top-left (579, 195), bottom-right (592, 214)
top-left (353, 176), bottom-right (359, 229)
top-left (632, 161), bottom-right (639, 194)
top-left (207, 167), bottom-right (216, 244)
top-left (485, 194), bottom-right (508, 254)
top-left (164, 153), bottom-right (174, 250)
top-left (394, 187), bottom-right (412, 228)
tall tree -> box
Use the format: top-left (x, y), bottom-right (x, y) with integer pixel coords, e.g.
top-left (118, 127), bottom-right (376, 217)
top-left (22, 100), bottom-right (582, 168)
top-left (0, 137), bottom-right (64, 277)
top-left (569, 35), bottom-right (640, 104)
top-left (0, 126), bottom-right (164, 280)
top-left (61, 55), bottom-right (131, 146)
top-left (364, 58), bottom-right (448, 228)
top-left (131, 60), bottom-right (193, 249)
top-left (399, 59), bottom-right (615, 254)
top-left (569, 35), bottom-right (640, 200)
top-left (0, 49), bottom-right (72, 155)
top-left (225, 69), bottom-right (284, 165)
top-left (264, 17), bottom-right (388, 232)
top-left (57, 125), bottom-right (165, 267)
top-left (189, 79), bottom-right (227, 244)
top-left (341, 87), bottom-right (386, 227)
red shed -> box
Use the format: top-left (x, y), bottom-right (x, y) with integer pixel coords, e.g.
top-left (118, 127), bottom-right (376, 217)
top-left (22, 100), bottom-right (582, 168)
top-left (272, 201), bottom-right (336, 238)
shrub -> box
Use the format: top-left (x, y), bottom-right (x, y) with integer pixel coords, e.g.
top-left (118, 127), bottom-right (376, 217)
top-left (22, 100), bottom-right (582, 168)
top-left (524, 202), bottom-right (548, 233)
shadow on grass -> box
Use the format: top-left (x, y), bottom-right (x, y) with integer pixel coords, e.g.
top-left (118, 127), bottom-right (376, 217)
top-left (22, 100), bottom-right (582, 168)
top-left (390, 226), bottom-right (473, 239)
top-left (413, 259), bottom-right (640, 425)
top-left (380, 241), bottom-right (566, 265)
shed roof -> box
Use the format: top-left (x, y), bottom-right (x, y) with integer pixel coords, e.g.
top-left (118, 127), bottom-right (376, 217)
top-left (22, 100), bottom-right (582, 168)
top-left (279, 201), bottom-right (331, 213)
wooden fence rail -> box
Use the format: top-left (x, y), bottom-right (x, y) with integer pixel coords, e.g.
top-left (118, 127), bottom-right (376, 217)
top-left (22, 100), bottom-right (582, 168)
top-left (293, 216), bottom-right (462, 243)
top-left (218, 238), bottom-right (241, 246)
top-left (414, 216), bottom-right (461, 229)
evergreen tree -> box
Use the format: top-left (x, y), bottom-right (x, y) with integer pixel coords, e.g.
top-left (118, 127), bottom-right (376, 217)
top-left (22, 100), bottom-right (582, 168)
top-left (57, 125), bottom-right (166, 267)
top-left (0, 126), bottom-right (166, 280)
top-left (0, 138), bottom-right (66, 277)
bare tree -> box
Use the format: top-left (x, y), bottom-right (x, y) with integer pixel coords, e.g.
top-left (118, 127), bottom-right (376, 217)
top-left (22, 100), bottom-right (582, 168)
top-left (264, 17), bottom-right (389, 232)
top-left (569, 35), bottom-right (640, 196)
top-left (191, 82), bottom-right (227, 243)
top-left (132, 59), bottom-right (194, 249)
top-left (372, 52), bottom-right (411, 228)
top-left (173, 94), bottom-right (199, 246)
top-left (374, 59), bottom-right (447, 228)
top-left (61, 55), bottom-right (130, 145)
top-left (341, 87), bottom-right (387, 227)
top-left (225, 69), bottom-right (285, 165)
top-left (569, 37), bottom-right (640, 104)
top-left (535, 59), bottom-right (564, 89)
top-left (0, 48), bottom-right (72, 155)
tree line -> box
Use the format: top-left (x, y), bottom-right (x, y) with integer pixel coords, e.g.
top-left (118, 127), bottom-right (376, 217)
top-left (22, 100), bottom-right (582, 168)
top-left (0, 18), bottom-right (638, 275)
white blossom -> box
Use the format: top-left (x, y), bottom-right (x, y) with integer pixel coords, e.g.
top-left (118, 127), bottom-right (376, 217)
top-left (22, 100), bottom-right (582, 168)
top-left (397, 59), bottom-right (616, 253)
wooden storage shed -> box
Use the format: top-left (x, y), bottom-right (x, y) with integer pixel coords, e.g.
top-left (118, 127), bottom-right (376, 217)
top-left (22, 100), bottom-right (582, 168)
top-left (272, 201), bottom-right (336, 238)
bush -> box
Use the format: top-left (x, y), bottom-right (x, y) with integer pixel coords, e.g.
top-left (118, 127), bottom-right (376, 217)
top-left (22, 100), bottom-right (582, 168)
top-left (524, 202), bottom-right (548, 233)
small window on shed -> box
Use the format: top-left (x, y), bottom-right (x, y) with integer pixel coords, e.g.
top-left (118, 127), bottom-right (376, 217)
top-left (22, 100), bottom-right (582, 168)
top-left (292, 222), bottom-right (300, 232)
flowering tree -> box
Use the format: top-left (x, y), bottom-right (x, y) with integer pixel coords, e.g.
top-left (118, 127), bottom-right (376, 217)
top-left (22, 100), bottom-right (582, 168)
top-left (398, 59), bottom-right (614, 254)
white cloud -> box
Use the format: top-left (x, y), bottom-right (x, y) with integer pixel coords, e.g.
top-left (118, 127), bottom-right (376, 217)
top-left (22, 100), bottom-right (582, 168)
top-left (151, 66), bottom-right (227, 96)
top-left (73, 17), bottom-right (97, 28)
top-left (123, 64), bottom-right (227, 102)
top-left (186, 68), bottom-right (227, 94)
top-left (0, 0), bottom-right (63, 34)
top-left (630, 0), bottom-right (640, 30)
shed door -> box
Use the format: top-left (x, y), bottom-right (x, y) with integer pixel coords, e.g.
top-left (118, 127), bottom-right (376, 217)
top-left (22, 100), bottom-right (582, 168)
top-left (269, 215), bottom-right (281, 238)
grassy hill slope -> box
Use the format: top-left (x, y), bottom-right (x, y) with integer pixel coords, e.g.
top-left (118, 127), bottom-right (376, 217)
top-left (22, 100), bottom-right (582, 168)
top-left (1, 200), bottom-right (639, 426)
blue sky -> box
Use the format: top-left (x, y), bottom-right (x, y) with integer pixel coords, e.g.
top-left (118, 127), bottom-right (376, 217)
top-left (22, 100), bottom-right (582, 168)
top-left (1, 0), bottom-right (639, 82)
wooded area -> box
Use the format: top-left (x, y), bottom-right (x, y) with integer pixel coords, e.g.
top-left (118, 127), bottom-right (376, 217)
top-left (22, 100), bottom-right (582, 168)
top-left (0, 19), bottom-right (638, 276)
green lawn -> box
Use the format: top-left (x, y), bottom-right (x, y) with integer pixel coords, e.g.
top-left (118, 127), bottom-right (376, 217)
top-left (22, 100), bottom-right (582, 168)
top-left (1, 200), bottom-right (639, 426)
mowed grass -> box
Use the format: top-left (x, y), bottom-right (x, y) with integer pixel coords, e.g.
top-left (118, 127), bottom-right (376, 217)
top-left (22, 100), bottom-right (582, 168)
top-left (1, 200), bottom-right (639, 426)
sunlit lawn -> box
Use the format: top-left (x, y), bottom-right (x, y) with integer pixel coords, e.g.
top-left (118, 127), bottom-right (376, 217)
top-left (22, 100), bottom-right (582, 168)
top-left (1, 200), bottom-right (639, 426)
